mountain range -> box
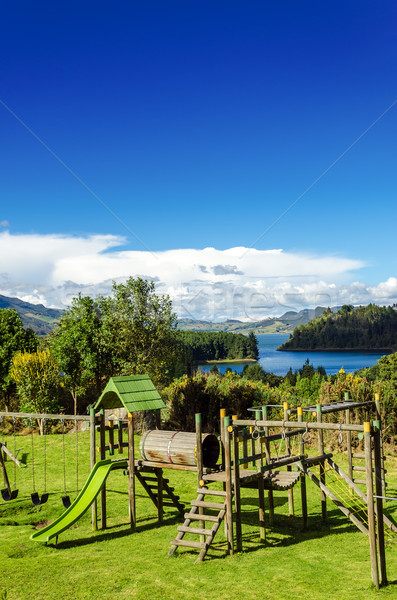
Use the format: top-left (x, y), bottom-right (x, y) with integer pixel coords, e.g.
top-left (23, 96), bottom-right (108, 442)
top-left (0, 293), bottom-right (337, 336)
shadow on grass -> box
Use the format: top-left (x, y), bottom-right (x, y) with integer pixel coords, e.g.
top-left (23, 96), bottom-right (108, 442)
top-left (54, 513), bottom-right (182, 550)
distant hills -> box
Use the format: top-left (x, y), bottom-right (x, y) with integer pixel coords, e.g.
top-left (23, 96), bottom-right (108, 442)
top-left (0, 292), bottom-right (342, 337)
top-left (177, 307), bottom-right (334, 334)
top-left (0, 294), bottom-right (63, 335)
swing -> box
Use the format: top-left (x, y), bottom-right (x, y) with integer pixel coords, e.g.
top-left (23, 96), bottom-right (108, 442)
top-left (61, 419), bottom-right (71, 508)
top-left (60, 418), bottom-right (80, 508)
top-left (30, 418), bottom-right (49, 506)
top-left (1, 417), bottom-right (19, 501)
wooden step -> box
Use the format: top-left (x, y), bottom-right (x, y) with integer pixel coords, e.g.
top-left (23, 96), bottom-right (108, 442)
top-left (197, 488), bottom-right (227, 497)
top-left (162, 501), bottom-right (181, 507)
top-left (171, 539), bottom-right (206, 549)
top-left (191, 500), bottom-right (225, 510)
top-left (184, 512), bottom-right (221, 523)
top-left (177, 525), bottom-right (213, 536)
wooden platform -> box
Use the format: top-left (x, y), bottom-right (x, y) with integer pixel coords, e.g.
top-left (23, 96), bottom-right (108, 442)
top-left (202, 469), bottom-right (301, 491)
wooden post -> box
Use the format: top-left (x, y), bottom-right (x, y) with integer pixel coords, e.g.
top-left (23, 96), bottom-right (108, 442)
top-left (255, 410), bottom-right (263, 471)
top-left (345, 407), bottom-right (353, 483)
top-left (195, 413), bottom-right (204, 542)
top-left (232, 425), bottom-right (242, 552)
top-left (224, 416), bottom-right (234, 555)
top-left (220, 408), bottom-right (226, 468)
top-left (373, 420), bottom-right (387, 585)
top-left (156, 468), bottom-right (163, 524)
top-left (262, 406), bottom-right (274, 525)
top-left (317, 404), bottom-right (326, 523)
top-left (374, 393), bottom-right (386, 496)
top-left (297, 406), bottom-right (307, 529)
top-left (364, 422), bottom-right (379, 590)
top-left (89, 407), bottom-right (97, 531)
top-left (220, 408), bottom-right (227, 537)
top-left (128, 412), bottom-right (136, 532)
top-left (99, 409), bottom-right (107, 530)
top-left (284, 402), bottom-right (294, 517)
top-left (258, 474), bottom-right (266, 542)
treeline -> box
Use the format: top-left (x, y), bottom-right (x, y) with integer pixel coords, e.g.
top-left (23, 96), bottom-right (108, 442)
top-left (175, 330), bottom-right (258, 362)
top-left (278, 304), bottom-right (397, 351)
top-left (0, 278), bottom-right (259, 416)
top-left (163, 352), bottom-right (397, 442)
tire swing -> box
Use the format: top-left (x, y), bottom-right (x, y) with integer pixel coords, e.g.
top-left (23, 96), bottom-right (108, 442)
top-left (30, 418), bottom-right (49, 506)
top-left (0, 417), bottom-right (19, 502)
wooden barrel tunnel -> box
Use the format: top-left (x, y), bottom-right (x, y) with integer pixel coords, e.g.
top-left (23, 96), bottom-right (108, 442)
top-left (139, 430), bottom-right (220, 468)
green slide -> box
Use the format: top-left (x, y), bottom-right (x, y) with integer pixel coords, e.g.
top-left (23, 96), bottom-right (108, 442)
top-left (30, 458), bottom-right (128, 543)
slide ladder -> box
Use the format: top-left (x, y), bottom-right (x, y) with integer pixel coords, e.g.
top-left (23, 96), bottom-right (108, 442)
top-left (135, 470), bottom-right (185, 515)
top-left (168, 488), bottom-right (227, 563)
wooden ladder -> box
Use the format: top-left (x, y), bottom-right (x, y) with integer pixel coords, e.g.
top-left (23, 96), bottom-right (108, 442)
top-left (168, 487), bottom-right (227, 563)
top-left (135, 470), bottom-right (185, 516)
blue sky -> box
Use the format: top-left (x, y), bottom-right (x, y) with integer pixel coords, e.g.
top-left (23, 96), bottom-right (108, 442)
top-left (0, 2), bottom-right (396, 319)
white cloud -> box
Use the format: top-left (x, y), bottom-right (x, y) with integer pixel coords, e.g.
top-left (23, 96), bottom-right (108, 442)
top-left (0, 231), bottom-right (395, 321)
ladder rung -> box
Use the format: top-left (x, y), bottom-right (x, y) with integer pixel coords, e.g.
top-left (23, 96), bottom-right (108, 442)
top-left (352, 454), bottom-right (365, 459)
top-left (353, 479), bottom-right (367, 485)
top-left (184, 512), bottom-right (221, 523)
top-left (171, 539), bottom-right (206, 549)
top-left (197, 488), bottom-right (227, 497)
top-left (191, 500), bottom-right (225, 510)
top-left (177, 526), bottom-right (213, 536)
top-left (162, 501), bottom-right (181, 507)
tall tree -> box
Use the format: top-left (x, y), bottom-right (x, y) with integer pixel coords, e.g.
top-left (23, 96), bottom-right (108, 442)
top-left (50, 295), bottom-right (114, 414)
top-left (0, 308), bottom-right (38, 409)
top-left (101, 277), bottom-right (178, 385)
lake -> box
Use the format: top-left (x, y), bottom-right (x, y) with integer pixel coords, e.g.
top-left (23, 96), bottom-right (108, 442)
top-left (198, 333), bottom-right (390, 376)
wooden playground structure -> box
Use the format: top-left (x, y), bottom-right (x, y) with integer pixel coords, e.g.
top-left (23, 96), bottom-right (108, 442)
top-left (1, 377), bottom-right (396, 589)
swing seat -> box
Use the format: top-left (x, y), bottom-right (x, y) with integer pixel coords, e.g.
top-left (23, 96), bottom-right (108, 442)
top-left (61, 495), bottom-right (71, 508)
top-left (1, 488), bottom-right (18, 501)
top-left (31, 492), bottom-right (49, 506)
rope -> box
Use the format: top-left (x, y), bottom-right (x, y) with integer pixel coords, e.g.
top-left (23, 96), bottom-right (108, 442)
top-left (43, 418), bottom-right (47, 493)
top-left (13, 417), bottom-right (17, 488)
top-left (75, 419), bottom-right (79, 493)
top-left (62, 420), bottom-right (67, 495)
top-left (30, 418), bottom-right (36, 492)
top-left (302, 422), bottom-right (312, 443)
top-left (338, 423), bottom-right (343, 445)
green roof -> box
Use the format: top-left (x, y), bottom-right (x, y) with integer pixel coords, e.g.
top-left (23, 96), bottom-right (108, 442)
top-left (95, 375), bottom-right (165, 413)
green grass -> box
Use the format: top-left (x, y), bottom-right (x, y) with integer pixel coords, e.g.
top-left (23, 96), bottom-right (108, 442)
top-left (1, 431), bottom-right (397, 600)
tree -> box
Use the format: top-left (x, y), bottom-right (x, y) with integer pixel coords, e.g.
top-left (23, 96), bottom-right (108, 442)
top-left (0, 308), bottom-right (38, 409)
top-left (50, 295), bottom-right (113, 414)
top-left (101, 277), bottom-right (178, 386)
top-left (11, 348), bottom-right (62, 433)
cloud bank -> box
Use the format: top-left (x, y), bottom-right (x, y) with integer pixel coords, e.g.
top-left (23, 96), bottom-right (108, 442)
top-left (0, 231), bottom-right (396, 321)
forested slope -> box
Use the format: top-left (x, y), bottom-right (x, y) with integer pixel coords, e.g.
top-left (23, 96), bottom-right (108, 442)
top-left (278, 304), bottom-right (397, 351)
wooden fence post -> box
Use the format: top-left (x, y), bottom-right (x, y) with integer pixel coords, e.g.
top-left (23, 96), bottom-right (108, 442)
top-left (262, 406), bottom-right (274, 525)
top-left (373, 420), bottom-right (387, 586)
top-left (317, 404), bottom-right (326, 523)
top-left (364, 422), bottom-right (379, 590)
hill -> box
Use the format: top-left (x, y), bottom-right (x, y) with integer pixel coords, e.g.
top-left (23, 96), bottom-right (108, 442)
top-left (278, 304), bottom-right (397, 351)
top-left (0, 294), bottom-right (63, 335)
top-left (177, 307), bottom-right (330, 334)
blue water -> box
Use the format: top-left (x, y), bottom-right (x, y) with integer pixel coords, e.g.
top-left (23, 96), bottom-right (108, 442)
top-left (198, 334), bottom-right (390, 376)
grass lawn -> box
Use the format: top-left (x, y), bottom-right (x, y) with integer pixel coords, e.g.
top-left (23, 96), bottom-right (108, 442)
top-left (1, 429), bottom-right (397, 600)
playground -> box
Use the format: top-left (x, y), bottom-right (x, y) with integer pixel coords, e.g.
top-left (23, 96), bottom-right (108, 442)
top-left (1, 376), bottom-right (397, 600)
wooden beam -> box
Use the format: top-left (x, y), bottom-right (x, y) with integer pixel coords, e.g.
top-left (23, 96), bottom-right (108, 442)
top-left (364, 422), bottom-right (379, 590)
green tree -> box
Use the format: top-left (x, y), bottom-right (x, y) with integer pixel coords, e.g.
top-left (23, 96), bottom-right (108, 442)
top-left (101, 277), bottom-right (178, 386)
top-left (50, 295), bottom-right (114, 414)
top-left (0, 308), bottom-right (38, 409)
top-left (11, 348), bottom-right (62, 432)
